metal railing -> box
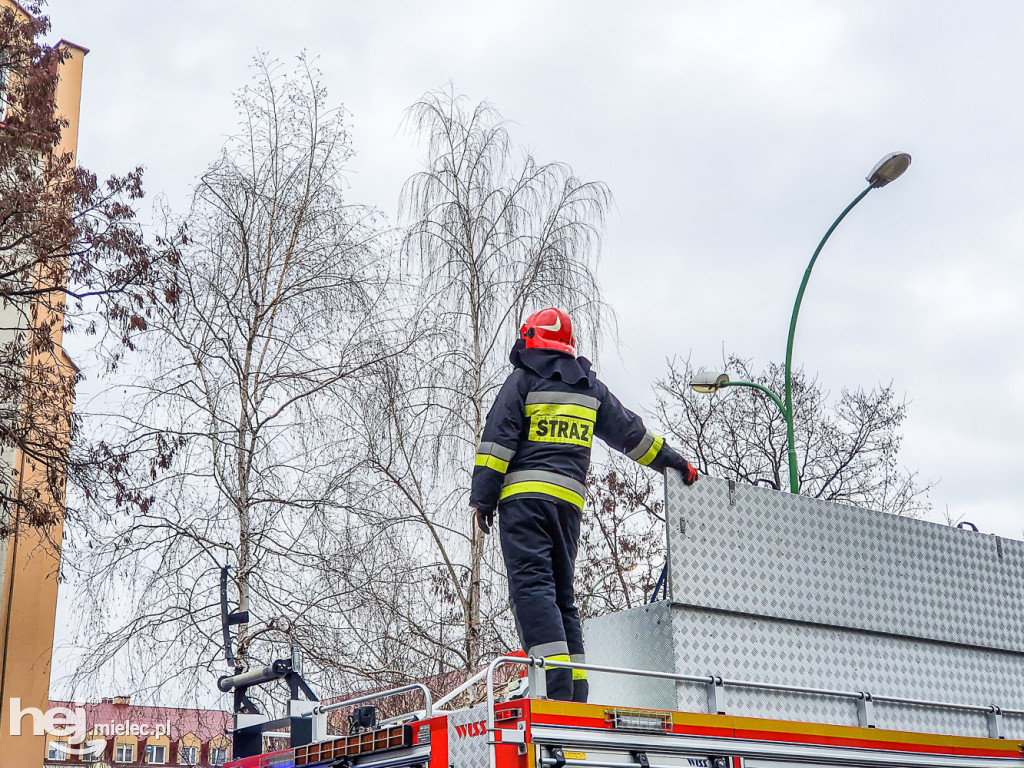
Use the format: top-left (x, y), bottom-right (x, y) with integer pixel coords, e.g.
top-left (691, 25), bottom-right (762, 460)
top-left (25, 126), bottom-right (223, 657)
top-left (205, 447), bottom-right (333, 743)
top-left (482, 655), bottom-right (1024, 768)
top-left (288, 656), bottom-right (1024, 765)
top-left (435, 668), bottom-right (490, 710)
top-left (300, 682), bottom-right (434, 719)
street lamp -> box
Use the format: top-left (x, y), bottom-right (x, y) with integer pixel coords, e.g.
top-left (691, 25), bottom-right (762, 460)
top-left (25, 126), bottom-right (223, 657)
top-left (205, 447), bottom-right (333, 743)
top-left (689, 371), bottom-right (730, 394)
top-left (867, 152), bottom-right (912, 188)
top-left (690, 370), bottom-right (787, 415)
top-left (690, 152), bottom-right (911, 494)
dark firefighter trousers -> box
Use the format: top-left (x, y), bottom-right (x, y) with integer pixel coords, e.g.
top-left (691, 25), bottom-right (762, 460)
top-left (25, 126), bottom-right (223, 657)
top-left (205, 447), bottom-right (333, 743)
top-left (498, 496), bottom-right (588, 703)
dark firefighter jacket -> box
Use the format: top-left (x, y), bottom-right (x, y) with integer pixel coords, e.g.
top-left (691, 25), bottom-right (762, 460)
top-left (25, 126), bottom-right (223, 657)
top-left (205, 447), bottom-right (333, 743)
top-left (470, 341), bottom-right (691, 514)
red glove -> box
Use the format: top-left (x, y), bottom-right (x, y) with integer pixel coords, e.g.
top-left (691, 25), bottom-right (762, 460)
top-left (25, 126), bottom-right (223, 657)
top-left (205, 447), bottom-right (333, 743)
top-left (683, 462), bottom-right (699, 486)
top-left (473, 507), bottom-right (494, 535)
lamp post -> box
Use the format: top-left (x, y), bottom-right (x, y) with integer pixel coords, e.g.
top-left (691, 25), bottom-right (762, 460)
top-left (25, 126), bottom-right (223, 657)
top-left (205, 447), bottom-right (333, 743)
top-left (690, 152), bottom-right (911, 494)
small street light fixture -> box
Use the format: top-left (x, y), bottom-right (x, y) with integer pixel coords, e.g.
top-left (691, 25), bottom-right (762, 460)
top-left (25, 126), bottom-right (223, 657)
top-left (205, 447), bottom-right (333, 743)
top-left (691, 152), bottom-right (912, 494)
top-left (689, 371), bottom-right (730, 394)
top-left (867, 152), bottom-right (912, 188)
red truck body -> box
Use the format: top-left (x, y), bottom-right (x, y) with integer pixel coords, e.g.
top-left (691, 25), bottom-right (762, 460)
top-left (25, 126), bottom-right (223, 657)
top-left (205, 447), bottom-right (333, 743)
top-left (226, 697), bottom-right (1024, 768)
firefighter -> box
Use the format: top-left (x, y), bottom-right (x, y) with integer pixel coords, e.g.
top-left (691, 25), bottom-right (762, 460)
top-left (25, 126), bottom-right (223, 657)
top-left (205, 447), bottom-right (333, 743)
top-left (470, 307), bottom-right (698, 703)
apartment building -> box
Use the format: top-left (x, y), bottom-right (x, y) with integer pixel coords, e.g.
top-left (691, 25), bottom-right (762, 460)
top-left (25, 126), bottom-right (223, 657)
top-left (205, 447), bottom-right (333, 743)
top-left (0, 2), bottom-right (86, 765)
top-left (42, 698), bottom-right (232, 767)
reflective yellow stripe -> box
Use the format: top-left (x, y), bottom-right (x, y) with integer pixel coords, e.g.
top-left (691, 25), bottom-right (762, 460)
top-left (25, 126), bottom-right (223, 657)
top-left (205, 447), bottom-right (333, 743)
top-left (625, 429), bottom-right (655, 461)
top-left (526, 392), bottom-right (601, 409)
top-left (637, 434), bottom-right (664, 466)
top-left (475, 453), bottom-right (509, 473)
top-left (500, 481), bottom-right (585, 510)
top-left (543, 653), bottom-right (586, 679)
top-left (477, 441), bottom-right (515, 461)
top-left (525, 403), bottom-right (597, 422)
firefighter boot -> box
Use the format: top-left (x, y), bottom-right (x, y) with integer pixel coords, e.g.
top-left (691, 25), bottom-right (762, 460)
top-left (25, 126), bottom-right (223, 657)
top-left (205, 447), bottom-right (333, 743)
top-left (572, 676), bottom-right (589, 703)
top-left (545, 666), bottom-right (574, 701)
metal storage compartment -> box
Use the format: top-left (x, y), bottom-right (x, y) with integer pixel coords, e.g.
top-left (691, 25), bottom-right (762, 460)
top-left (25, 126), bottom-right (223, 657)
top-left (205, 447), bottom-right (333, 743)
top-left (586, 476), bottom-right (1024, 738)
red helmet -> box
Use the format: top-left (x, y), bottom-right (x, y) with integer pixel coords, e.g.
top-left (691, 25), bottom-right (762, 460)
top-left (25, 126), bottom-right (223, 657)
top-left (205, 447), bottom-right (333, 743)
top-left (520, 308), bottom-right (576, 355)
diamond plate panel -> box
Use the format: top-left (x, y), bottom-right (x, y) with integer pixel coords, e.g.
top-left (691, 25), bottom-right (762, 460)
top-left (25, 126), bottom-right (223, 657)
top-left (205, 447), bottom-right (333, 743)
top-left (664, 473), bottom-right (1024, 652)
top-left (584, 602), bottom-right (676, 710)
top-left (669, 605), bottom-right (1024, 739)
top-left (446, 704), bottom-right (490, 768)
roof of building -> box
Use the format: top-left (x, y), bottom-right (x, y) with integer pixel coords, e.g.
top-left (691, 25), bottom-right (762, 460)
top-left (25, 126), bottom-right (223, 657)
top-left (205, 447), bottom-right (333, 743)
top-left (56, 38), bottom-right (89, 54)
top-left (3, 0), bottom-right (32, 18)
top-left (49, 700), bottom-right (231, 741)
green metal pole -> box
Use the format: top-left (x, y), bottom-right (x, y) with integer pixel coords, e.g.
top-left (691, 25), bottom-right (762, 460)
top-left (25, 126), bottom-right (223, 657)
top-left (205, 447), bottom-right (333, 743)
top-left (783, 184), bottom-right (874, 494)
top-left (719, 380), bottom-right (787, 416)
top-left (720, 381), bottom-right (790, 489)
top-left (582, 569), bottom-right (630, 611)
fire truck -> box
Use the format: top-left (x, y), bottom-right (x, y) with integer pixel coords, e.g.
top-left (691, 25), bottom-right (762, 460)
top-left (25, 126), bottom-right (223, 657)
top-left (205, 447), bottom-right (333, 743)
top-left (222, 476), bottom-right (1024, 768)
top-left (222, 653), bottom-right (1024, 768)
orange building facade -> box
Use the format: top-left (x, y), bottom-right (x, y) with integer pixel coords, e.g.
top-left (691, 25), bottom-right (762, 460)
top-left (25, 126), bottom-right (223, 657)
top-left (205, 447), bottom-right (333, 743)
top-left (0, 1), bottom-right (87, 766)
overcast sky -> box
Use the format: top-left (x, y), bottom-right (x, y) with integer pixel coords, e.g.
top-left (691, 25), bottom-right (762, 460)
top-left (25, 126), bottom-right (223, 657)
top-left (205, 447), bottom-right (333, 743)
top-left (44, 0), bottom-right (1024, 691)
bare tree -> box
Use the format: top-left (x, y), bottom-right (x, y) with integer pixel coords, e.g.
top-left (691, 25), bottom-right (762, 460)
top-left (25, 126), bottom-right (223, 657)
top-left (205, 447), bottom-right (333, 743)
top-left (354, 88), bottom-right (613, 681)
top-left (577, 454), bottom-right (666, 620)
top-left (65, 57), bottom-right (399, 703)
top-left (654, 355), bottom-right (933, 517)
top-left (576, 354), bottom-right (935, 622)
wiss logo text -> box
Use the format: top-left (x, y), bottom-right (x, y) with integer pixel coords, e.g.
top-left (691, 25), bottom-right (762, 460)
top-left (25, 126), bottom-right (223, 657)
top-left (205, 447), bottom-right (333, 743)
top-left (454, 720), bottom-right (487, 738)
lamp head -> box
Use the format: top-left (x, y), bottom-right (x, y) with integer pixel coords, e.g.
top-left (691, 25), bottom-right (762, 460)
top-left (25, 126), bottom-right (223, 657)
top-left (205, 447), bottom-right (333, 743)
top-left (690, 371), bottom-right (730, 394)
top-left (867, 152), bottom-right (912, 188)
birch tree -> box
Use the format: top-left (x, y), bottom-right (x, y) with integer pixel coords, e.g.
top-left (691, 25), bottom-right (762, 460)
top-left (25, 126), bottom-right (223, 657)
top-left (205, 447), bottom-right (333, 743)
top-left (354, 88), bottom-right (612, 681)
top-left (66, 57), bottom-right (398, 702)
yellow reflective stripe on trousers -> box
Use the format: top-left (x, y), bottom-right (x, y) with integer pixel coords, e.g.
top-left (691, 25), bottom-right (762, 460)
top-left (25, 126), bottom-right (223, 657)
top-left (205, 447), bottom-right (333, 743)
top-left (543, 649), bottom-right (586, 680)
top-left (525, 403), bottom-right (598, 422)
top-left (570, 653), bottom-right (587, 679)
top-left (474, 453), bottom-right (509, 473)
top-left (500, 481), bottom-right (585, 510)
top-left (637, 434), bottom-right (664, 466)
top-left (550, 652), bottom-right (586, 679)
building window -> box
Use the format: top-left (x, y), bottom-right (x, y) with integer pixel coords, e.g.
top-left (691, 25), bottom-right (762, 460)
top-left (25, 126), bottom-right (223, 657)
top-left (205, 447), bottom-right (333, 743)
top-left (146, 744), bottom-right (167, 764)
top-left (179, 745), bottom-right (198, 765)
top-left (47, 740), bottom-right (67, 761)
top-left (0, 53), bottom-right (9, 123)
top-left (115, 743), bottom-right (135, 763)
top-left (210, 746), bottom-right (228, 766)
top-left (82, 744), bottom-right (102, 763)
